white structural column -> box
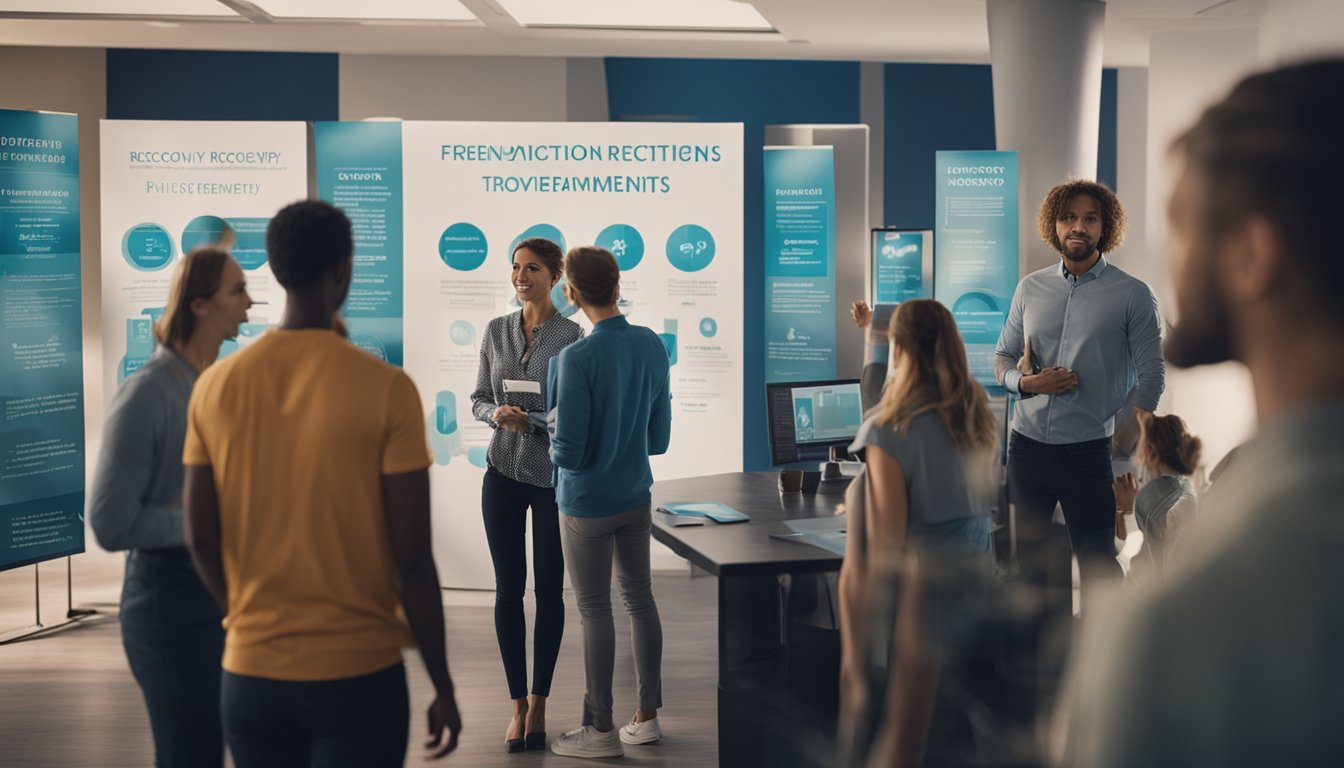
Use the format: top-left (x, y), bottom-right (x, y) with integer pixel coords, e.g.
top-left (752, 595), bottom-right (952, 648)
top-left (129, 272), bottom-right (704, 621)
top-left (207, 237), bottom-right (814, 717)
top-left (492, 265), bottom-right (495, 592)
top-left (987, 0), bottom-right (1106, 275)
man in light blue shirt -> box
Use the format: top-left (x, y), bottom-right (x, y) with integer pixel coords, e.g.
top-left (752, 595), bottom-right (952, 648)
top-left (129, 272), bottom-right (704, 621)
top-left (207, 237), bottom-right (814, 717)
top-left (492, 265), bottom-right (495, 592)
top-left (993, 180), bottom-right (1164, 689)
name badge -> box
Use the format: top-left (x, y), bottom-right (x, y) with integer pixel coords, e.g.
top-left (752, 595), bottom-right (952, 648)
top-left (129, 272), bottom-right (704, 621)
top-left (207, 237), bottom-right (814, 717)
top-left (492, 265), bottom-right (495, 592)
top-left (502, 379), bottom-right (542, 395)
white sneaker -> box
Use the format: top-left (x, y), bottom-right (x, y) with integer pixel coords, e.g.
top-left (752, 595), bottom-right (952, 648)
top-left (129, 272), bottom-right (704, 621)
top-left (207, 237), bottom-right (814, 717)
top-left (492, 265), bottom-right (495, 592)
top-left (550, 725), bottom-right (624, 758)
top-left (619, 716), bottom-right (662, 745)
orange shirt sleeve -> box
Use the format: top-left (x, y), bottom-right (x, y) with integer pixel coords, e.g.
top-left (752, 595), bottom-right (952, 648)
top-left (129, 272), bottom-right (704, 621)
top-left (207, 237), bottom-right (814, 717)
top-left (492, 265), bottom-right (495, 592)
top-left (383, 370), bottom-right (433, 475)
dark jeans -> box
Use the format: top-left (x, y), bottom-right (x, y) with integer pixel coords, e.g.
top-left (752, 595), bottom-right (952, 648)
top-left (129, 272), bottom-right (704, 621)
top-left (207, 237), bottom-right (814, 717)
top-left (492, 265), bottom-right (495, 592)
top-left (1007, 430), bottom-right (1121, 612)
top-left (120, 547), bottom-right (225, 768)
top-left (482, 466), bottom-right (565, 700)
top-left (221, 663), bottom-right (409, 768)
top-left (1005, 431), bottom-right (1121, 728)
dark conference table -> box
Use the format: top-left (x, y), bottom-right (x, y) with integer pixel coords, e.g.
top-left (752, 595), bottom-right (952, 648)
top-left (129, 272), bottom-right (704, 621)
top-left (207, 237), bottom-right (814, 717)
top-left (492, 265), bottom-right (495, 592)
top-left (650, 472), bottom-right (847, 768)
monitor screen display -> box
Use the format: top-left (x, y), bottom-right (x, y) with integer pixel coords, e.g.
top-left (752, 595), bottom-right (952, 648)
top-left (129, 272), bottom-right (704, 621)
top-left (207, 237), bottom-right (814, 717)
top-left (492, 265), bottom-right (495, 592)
top-left (767, 379), bottom-right (864, 465)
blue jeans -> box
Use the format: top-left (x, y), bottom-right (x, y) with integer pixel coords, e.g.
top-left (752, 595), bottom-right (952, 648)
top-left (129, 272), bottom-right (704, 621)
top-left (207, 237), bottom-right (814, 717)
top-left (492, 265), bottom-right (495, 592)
top-left (120, 547), bottom-right (225, 768)
top-left (221, 663), bottom-right (409, 768)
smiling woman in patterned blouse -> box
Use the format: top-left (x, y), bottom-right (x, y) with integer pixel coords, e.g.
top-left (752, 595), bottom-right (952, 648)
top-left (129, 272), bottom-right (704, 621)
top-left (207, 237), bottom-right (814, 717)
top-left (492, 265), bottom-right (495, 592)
top-left (470, 237), bottom-right (583, 753)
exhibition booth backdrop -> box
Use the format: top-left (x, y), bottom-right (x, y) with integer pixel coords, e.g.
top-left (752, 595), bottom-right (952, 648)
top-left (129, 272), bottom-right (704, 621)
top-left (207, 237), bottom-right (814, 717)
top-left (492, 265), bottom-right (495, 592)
top-left (91, 118), bottom-right (744, 588)
top-left (3, 107), bottom-right (1021, 587)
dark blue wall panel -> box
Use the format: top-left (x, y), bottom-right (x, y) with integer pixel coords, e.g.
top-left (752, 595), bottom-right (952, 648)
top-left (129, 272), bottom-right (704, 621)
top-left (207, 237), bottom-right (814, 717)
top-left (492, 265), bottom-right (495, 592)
top-left (107, 49), bottom-right (338, 121)
top-left (883, 64), bottom-right (997, 229)
top-left (1098, 67), bottom-right (1118, 193)
top-left (883, 63), bottom-right (1119, 228)
top-left (605, 58), bottom-right (862, 472)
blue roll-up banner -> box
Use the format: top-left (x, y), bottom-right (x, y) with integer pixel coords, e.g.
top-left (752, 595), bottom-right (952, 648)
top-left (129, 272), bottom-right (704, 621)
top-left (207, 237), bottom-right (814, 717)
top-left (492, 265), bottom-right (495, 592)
top-left (764, 146), bottom-right (836, 382)
top-left (314, 122), bottom-right (405, 366)
top-left (870, 228), bottom-right (933, 331)
top-left (0, 109), bottom-right (85, 572)
top-left (934, 150), bottom-right (1018, 391)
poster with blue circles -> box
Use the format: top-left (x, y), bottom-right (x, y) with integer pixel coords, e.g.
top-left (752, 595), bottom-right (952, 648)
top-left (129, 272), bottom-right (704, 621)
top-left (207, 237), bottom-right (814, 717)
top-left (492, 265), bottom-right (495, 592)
top-left (400, 121), bottom-right (744, 589)
top-left (100, 120), bottom-right (308, 410)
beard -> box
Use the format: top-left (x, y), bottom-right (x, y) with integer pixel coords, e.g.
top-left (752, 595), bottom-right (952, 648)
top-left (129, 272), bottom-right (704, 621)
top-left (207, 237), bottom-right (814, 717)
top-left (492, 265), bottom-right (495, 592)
top-left (1061, 237), bottom-right (1095, 262)
top-left (1165, 257), bottom-right (1237, 368)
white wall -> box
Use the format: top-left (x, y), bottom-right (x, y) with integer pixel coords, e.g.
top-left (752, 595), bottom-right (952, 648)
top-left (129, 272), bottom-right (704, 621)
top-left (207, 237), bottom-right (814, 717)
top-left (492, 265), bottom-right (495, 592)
top-left (339, 55), bottom-right (575, 121)
top-left (1145, 29), bottom-right (1260, 469)
top-left (1260, 0), bottom-right (1344, 64)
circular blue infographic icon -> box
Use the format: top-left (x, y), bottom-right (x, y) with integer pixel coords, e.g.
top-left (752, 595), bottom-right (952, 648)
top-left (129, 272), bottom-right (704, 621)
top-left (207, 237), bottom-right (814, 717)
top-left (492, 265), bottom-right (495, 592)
top-left (665, 224), bottom-right (716, 272)
top-left (595, 224), bottom-right (645, 271)
top-left (350, 332), bottom-right (388, 362)
top-left (122, 223), bottom-right (176, 271)
top-left (449, 320), bottom-right (475, 346)
top-left (439, 223), bottom-right (488, 271)
top-left (181, 215), bottom-right (230, 254)
top-left (699, 317), bottom-right (718, 338)
top-left (509, 224), bottom-right (566, 262)
top-left (552, 277), bottom-right (579, 319)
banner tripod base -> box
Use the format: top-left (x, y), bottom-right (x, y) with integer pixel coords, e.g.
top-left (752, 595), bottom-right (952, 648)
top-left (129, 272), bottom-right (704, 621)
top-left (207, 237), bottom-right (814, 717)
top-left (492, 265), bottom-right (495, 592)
top-left (0, 558), bottom-right (99, 645)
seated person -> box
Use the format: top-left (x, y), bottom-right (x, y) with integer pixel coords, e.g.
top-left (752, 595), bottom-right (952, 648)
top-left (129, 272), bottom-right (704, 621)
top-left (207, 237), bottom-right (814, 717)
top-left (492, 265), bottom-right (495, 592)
top-left (1112, 412), bottom-right (1202, 577)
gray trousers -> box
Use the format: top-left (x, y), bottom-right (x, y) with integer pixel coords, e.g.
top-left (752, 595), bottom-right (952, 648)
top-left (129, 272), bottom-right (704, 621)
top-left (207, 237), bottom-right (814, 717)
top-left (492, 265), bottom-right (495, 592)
top-left (559, 505), bottom-right (664, 731)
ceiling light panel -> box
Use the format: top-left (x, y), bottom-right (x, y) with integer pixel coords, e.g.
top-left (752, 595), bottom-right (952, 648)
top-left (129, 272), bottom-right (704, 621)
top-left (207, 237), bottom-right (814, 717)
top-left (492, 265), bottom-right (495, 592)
top-left (0, 0), bottom-right (235, 14)
top-left (249, 0), bottom-right (477, 21)
top-left (495, 0), bottom-right (774, 31)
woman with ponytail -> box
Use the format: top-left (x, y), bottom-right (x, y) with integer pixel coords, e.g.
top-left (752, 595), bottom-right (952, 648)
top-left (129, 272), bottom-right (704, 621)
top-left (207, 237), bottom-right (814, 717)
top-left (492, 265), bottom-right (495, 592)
top-left (838, 299), bottom-right (998, 767)
top-left (1112, 412), bottom-right (1202, 577)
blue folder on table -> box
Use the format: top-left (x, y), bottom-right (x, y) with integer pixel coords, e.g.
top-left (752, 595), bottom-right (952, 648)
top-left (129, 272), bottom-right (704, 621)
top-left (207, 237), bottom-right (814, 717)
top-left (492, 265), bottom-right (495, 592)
top-left (656, 502), bottom-right (750, 524)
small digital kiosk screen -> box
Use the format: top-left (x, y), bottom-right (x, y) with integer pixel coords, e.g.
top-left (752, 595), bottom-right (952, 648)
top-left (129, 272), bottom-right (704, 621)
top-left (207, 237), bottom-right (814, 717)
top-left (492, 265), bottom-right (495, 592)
top-left (767, 379), bottom-right (864, 466)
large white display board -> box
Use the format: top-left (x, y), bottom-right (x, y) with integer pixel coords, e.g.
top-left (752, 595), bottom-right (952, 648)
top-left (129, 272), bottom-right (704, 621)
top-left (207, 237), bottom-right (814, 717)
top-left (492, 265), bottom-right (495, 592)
top-left (99, 121), bottom-right (308, 405)
top-left (402, 122), bottom-right (744, 588)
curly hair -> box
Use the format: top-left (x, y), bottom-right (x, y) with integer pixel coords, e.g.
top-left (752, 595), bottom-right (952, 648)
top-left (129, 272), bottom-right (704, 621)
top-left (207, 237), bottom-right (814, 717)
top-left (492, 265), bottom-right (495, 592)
top-left (1037, 179), bottom-right (1127, 256)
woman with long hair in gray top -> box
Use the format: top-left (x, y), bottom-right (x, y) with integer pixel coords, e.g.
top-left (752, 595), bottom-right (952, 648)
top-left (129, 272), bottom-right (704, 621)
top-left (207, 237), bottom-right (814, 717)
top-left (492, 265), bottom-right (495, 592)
top-left (88, 247), bottom-right (253, 768)
top-left (838, 299), bottom-right (998, 767)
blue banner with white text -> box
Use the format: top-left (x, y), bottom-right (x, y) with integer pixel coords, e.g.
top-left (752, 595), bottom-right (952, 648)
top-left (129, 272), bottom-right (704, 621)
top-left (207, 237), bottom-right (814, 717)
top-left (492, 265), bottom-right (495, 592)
top-left (764, 146), bottom-right (836, 382)
top-left (0, 109), bottom-right (85, 571)
top-left (315, 121), bottom-right (405, 366)
top-left (934, 151), bottom-right (1017, 391)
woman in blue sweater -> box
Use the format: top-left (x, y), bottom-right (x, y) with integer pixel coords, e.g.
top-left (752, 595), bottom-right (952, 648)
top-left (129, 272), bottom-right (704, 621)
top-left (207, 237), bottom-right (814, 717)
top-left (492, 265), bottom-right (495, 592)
top-left (546, 246), bottom-right (672, 759)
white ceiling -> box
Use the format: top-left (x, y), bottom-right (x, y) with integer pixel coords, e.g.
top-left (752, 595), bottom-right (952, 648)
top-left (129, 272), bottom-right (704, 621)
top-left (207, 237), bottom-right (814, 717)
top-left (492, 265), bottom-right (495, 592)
top-left (0, 0), bottom-right (1262, 67)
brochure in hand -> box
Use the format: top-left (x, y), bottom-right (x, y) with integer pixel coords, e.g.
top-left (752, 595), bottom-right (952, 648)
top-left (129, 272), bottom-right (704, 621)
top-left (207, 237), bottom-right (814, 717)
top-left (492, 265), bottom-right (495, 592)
top-left (655, 501), bottom-right (750, 524)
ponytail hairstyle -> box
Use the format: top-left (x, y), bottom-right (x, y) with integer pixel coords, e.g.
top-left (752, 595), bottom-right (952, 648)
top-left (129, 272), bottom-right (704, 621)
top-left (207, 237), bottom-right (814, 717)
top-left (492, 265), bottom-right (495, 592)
top-left (1138, 412), bottom-right (1203, 476)
top-left (875, 299), bottom-right (996, 454)
top-left (564, 246), bottom-right (620, 308)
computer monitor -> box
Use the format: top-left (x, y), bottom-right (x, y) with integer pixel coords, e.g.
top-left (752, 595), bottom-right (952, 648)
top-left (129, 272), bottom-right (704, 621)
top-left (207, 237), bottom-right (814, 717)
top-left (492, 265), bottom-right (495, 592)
top-left (767, 379), bottom-right (864, 466)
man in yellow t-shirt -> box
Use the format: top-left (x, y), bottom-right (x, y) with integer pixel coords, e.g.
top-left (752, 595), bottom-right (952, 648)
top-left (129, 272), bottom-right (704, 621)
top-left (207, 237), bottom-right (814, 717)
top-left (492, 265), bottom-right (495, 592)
top-left (183, 200), bottom-right (461, 767)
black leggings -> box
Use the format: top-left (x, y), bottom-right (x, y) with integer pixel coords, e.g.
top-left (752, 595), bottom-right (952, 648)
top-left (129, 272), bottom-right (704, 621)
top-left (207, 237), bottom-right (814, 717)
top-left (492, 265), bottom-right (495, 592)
top-left (482, 466), bottom-right (566, 699)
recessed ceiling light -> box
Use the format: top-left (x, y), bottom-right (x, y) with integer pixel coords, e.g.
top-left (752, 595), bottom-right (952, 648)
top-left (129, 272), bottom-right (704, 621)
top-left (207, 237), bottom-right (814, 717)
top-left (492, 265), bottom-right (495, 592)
top-left (494, 0), bottom-right (774, 31)
top-left (247, 0), bottom-right (477, 22)
top-left (0, 1), bottom-right (235, 16)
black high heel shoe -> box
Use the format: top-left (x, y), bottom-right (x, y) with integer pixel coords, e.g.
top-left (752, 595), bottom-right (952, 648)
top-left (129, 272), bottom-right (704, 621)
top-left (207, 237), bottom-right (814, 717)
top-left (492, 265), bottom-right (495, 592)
top-left (525, 732), bottom-right (546, 750)
top-left (505, 737), bottom-right (526, 753)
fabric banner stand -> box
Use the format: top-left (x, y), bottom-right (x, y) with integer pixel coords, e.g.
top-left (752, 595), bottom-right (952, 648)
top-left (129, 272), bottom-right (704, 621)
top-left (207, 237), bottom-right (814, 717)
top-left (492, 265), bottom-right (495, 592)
top-left (933, 151), bottom-right (1018, 393)
top-left (98, 121), bottom-right (309, 412)
top-left (763, 146), bottom-right (837, 383)
top-left (314, 122), bottom-right (405, 365)
top-left (391, 122), bottom-right (745, 588)
top-left (0, 109), bottom-right (85, 576)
